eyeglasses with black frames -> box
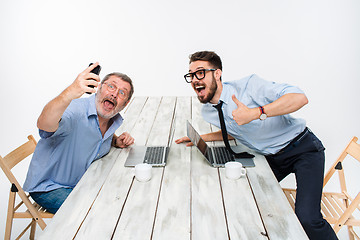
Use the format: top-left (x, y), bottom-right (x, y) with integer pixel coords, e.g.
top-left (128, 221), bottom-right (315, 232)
top-left (102, 82), bottom-right (127, 99)
top-left (183, 69), bottom-right (217, 83)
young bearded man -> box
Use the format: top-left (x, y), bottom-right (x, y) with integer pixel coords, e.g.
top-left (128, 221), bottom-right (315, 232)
top-left (175, 51), bottom-right (338, 240)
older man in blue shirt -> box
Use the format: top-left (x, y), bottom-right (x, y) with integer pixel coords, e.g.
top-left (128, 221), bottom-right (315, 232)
top-left (24, 63), bottom-right (134, 213)
top-left (176, 51), bottom-right (338, 240)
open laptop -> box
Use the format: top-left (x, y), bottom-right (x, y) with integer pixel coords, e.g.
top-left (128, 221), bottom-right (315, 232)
top-left (124, 146), bottom-right (169, 167)
top-left (187, 120), bottom-right (255, 168)
top-left (124, 122), bottom-right (175, 167)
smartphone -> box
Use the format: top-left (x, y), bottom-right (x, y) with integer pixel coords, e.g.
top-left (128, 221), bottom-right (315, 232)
top-left (86, 63), bottom-right (102, 94)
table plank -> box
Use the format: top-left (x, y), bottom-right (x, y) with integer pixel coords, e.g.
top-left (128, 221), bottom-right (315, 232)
top-left (38, 148), bottom-right (121, 240)
top-left (246, 151), bottom-right (309, 239)
top-left (152, 96), bottom-right (192, 239)
top-left (74, 148), bottom-right (133, 239)
top-left (112, 96), bottom-right (176, 239)
top-left (146, 96), bottom-right (176, 146)
top-left (209, 130), bottom-right (268, 239)
top-left (121, 97), bottom-right (161, 146)
top-left (190, 97), bottom-right (229, 240)
top-left (116, 96), bottom-right (148, 136)
top-left (220, 173), bottom-right (269, 240)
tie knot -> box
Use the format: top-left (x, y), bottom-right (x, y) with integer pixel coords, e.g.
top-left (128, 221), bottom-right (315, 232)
top-left (213, 100), bottom-right (223, 110)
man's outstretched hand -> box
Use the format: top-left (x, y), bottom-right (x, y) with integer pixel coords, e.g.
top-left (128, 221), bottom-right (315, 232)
top-left (175, 136), bottom-right (193, 146)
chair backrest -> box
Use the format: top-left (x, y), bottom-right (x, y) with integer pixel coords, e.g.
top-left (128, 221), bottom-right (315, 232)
top-left (0, 135), bottom-right (49, 227)
top-left (0, 135), bottom-right (36, 189)
top-left (323, 136), bottom-right (360, 191)
top-left (0, 135), bottom-right (37, 170)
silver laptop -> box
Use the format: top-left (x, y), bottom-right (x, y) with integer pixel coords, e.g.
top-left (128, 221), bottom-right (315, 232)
top-left (124, 122), bottom-right (175, 167)
top-left (187, 121), bottom-right (255, 168)
top-left (124, 146), bottom-right (169, 167)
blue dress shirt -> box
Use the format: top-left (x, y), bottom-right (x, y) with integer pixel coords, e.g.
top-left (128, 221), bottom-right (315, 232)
top-left (201, 74), bottom-right (306, 155)
top-left (23, 94), bottom-right (123, 193)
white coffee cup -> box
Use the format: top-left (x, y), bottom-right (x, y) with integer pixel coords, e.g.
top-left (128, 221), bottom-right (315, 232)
top-left (225, 161), bottom-right (246, 180)
top-left (135, 163), bottom-right (152, 182)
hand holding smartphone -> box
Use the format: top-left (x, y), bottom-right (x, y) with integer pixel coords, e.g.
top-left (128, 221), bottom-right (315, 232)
top-left (86, 63), bottom-right (102, 94)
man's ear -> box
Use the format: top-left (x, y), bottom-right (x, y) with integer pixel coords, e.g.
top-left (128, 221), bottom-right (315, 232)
top-left (96, 82), bottom-right (103, 93)
top-left (215, 69), bottom-right (222, 81)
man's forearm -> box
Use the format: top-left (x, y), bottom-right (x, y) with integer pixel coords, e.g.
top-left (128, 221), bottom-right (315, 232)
top-left (37, 63), bottom-right (101, 132)
top-left (201, 130), bottom-right (234, 142)
top-left (37, 89), bottom-right (73, 132)
top-left (262, 93), bottom-right (308, 118)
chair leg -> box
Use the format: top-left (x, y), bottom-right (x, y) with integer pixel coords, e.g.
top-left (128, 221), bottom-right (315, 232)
top-left (30, 219), bottom-right (37, 240)
top-left (5, 191), bottom-right (16, 240)
top-left (349, 227), bottom-right (360, 240)
top-left (333, 192), bottom-right (360, 233)
top-left (347, 225), bottom-right (355, 240)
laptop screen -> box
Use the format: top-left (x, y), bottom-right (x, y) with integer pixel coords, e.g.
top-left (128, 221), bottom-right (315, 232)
top-left (186, 121), bottom-right (210, 159)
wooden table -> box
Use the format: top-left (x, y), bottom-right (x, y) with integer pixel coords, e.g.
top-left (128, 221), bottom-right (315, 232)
top-left (39, 96), bottom-right (308, 240)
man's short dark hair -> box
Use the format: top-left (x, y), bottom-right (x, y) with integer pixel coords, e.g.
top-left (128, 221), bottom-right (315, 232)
top-left (189, 51), bottom-right (222, 70)
top-left (102, 72), bottom-right (134, 101)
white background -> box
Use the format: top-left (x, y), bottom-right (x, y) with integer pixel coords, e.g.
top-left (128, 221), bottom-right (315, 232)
top-left (0, 0), bottom-right (359, 239)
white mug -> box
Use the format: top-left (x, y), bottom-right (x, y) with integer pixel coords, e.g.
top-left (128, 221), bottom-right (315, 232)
top-left (135, 163), bottom-right (152, 182)
top-left (225, 161), bottom-right (246, 180)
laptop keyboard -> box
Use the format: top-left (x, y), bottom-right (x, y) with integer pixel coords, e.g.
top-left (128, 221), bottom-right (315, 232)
top-left (213, 147), bottom-right (233, 164)
top-left (144, 147), bottom-right (165, 164)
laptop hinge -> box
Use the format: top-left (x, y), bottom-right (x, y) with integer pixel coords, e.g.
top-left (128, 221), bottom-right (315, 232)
top-left (209, 148), bottom-right (217, 165)
top-left (162, 147), bottom-right (167, 164)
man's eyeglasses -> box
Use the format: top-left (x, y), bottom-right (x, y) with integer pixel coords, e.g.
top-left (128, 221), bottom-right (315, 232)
top-left (184, 69), bottom-right (217, 83)
top-left (103, 82), bottom-right (127, 99)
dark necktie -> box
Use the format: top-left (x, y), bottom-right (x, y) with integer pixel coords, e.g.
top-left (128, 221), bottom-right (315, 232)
top-left (213, 101), bottom-right (254, 158)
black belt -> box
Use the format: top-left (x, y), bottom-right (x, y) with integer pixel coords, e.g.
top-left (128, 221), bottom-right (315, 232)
top-left (274, 127), bottom-right (310, 155)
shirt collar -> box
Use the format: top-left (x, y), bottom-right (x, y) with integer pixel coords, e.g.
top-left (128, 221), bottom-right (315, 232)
top-left (214, 83), bottom-right (232, 106)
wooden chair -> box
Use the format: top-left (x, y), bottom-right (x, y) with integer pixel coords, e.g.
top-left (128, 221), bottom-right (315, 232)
top-left (283, 136), bottom-right (360, 240)
top-left (0, 135), bottom-right (53, 240)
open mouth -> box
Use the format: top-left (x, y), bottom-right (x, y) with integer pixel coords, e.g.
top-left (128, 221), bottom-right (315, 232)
top-left (194, 84), bottom-right (206, 96)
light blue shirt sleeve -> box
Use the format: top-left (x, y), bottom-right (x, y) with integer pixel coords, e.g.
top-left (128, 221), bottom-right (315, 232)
top-left (39, 108), bottom-right (74, 139)
top-left (246, 74), bottom-right (304, 106)
top-left (201, 74), bottom-right (306, 155)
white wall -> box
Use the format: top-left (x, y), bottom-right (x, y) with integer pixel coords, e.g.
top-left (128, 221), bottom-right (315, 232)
top-left (0, 0), bottom-right (359, 239)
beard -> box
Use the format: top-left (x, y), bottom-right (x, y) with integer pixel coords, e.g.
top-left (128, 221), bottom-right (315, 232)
top-left (197, 77), bottom-right (218, 104)
top-left (95, 93), bottom-right (120, 119)
top-left (97, 109), bottom-right (118, 119)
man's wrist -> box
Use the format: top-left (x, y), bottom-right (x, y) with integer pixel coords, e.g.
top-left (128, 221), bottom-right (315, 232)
top-left (259, 106), bottom-right (267, 120)
top-left (252, 107), bottom-right (262, 121)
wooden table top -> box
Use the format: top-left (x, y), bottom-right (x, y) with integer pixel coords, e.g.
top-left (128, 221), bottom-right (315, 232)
top-left (39, 96), bottom-right (308, 240)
